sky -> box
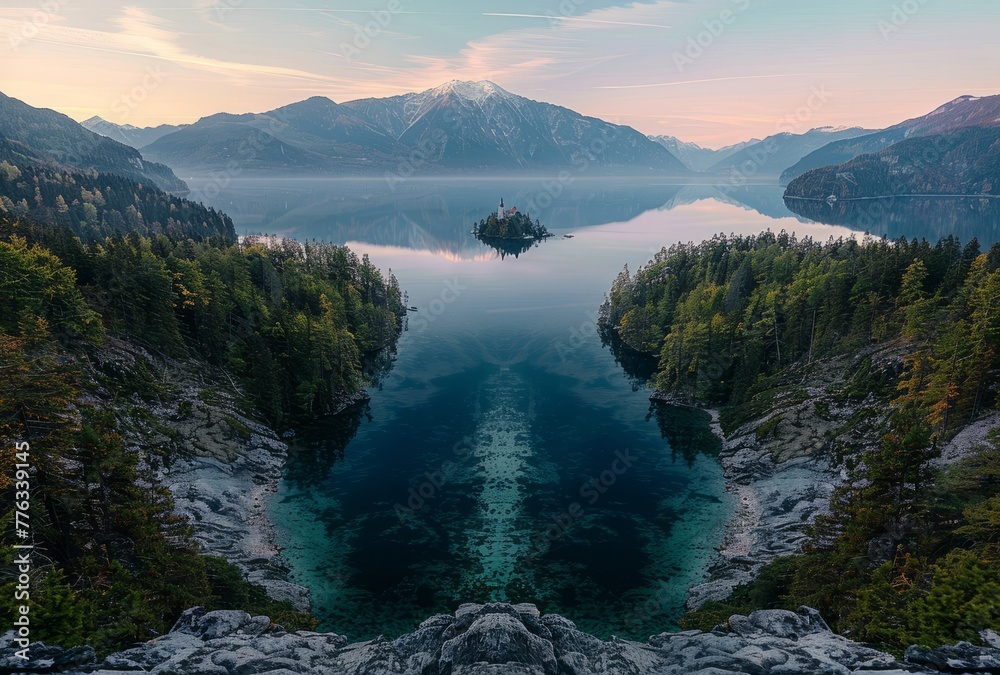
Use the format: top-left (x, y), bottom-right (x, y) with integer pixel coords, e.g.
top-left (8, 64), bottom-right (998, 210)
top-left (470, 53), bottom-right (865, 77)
top-left (0, 0), bottom-right (997, 147)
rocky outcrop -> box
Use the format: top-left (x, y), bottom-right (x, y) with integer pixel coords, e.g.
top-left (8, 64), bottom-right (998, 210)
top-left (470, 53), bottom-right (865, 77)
top-left (685, 418), bottom-right (840, 609)
top-left (906, 635), bottom-right (1000, 674)
top-left (146, 378), bottom-right (368, 611)
top-left (87, 339), bottom-right (321, 609)
top-left (681, 349), bottom-right (903, 608)
top-left (6, 603), bottom-right (996, 674)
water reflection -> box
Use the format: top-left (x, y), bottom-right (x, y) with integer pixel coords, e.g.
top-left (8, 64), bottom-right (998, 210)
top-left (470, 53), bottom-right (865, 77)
top-left (648, 404), bottom-right (722, 467)
top-left (475, 235), bottom-right (546, 259)
top-left (251, 174), bottom-right (998, 644)
top-left (599, 326), bottom-right (659, 392)
top-left (196, 176), bottom-right (1000, 250)
top-left (283, 404), bottom-right (367, 487)
top-left (785, 195), bottom-right (1000, 243)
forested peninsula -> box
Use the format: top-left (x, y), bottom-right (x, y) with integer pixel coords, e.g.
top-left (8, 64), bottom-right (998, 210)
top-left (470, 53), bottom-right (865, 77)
top-left (601, 231), bottom-right (1000, 651)
top-left (0, 167), bottom-right (404, 654)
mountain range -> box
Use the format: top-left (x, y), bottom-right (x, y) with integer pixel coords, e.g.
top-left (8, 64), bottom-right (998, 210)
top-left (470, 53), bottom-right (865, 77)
top-left (81, 116), bottom-right (183, 150)
top-left (784, 126), bottom-right (1000, 201)
top-left (783, 94), bottom-right (1000, 203)
top-left (706, 126), bottom-right (873, 177)
top-left (0, 92), bottom-right (187, 192)
top-left (83, 83), bottom-right (877, 181)
top-left (117, 81), bottom-right (689, 177)
top-left (780, 94), bottom-right (1000, 185)
top-left (647, 135), bottom-right (758, 172)
top-left (78, 81), bottom-right (911, 182)
top-left (15, 83), bottom-right (1000, 202)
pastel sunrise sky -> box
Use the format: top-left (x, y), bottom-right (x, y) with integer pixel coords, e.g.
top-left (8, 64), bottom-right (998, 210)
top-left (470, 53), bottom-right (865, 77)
top-left (1, 0), bottom-right (997, 147)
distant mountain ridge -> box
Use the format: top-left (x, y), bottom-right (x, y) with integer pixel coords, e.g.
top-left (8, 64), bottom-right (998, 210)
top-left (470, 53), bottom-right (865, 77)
top-left (706, 126), bottom-right (874, 177)
top-left (782, 95), bottom-right (1000, 202)
top-left (0, 91), bottom-right (187, 192)
top-left (648, 135), bottom-right (758, 172)
top-left (139, 80), bottom-right (691, 177)
top-left (780, 94), bottom-right (1000, 184)
top-left (67, 88), bottom-right (1000, 194)
top-left (81, 116), bottom-right (183, 149)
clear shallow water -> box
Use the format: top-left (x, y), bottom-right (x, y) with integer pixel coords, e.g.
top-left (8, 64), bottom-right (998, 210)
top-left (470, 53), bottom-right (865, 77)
top-left (202, 178), bottom-right (995, 641)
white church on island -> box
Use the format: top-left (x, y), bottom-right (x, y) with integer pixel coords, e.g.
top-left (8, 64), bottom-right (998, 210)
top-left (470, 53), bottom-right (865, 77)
top-left (497, 198), bottom-right (518, 220)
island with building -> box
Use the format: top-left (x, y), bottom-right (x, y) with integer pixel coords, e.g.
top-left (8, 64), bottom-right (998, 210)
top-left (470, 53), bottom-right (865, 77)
top-left (473, 199), bottom-right (551, 258)
top-left (475, 198), bottom-right (550, 239)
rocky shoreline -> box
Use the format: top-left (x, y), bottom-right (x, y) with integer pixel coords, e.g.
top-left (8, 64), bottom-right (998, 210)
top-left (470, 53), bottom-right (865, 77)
top-left (44, 342), bottom-right (995, 675)
top-left (92, 338), bottom-right (371, 612)
top-left (681, 392), bottom-right (843, 609)
top-left (664, 344), bottom-right (1000, 611)
top-left (652, 350), bottom-right (908, 609)
top-left (6, 602), bottom-right (999, 674)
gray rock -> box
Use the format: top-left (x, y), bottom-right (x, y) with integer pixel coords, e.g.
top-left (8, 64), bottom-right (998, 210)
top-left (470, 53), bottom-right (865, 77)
top-left (905, 641), bottom-right (1000, 672)
top-left (0, 631), bottom-right (95, 673)
top-left (36, 603), bottom-right (984, 675)
top-left (727, 607), bottom-right (830, 639)
top-left (93, 340), bottom-right (314, 613)
top-left (439, 612), bottom-right (558, 674)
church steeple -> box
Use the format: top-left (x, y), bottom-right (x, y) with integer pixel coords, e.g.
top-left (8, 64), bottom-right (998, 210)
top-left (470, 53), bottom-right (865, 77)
top-left (498, 198), bottom-right (504, 220)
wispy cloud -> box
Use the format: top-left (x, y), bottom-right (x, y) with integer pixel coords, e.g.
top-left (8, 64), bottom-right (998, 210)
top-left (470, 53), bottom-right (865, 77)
top-left (0, 6), bottom-right (350, 85)
top-left (4, 0), bottom-right (997, 145)
top-left (482, 13), bottom-right (671, 29)
top-left (390, 2), bottom-right (678, 94)
top-left (596, 74), bottom-right (804, 89)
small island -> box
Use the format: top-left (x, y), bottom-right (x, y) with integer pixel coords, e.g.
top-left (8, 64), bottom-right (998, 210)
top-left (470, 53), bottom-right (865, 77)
top-left (474, 198), bottom-right (550, 258)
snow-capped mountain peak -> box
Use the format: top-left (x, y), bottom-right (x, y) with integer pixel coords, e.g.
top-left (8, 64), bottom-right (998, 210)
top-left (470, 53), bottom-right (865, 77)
top-left (83, 115), bottom-right (139, 132)
top-left (425, 80), bottom-right (512, 104)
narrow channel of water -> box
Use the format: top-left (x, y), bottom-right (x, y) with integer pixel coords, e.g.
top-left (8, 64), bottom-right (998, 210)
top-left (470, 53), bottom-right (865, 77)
top-left (219, 178), bottom-right (929, 640)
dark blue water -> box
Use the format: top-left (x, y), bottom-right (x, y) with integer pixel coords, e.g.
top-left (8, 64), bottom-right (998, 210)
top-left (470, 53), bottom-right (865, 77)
top-left (199, 178), bottom-right (996, 641)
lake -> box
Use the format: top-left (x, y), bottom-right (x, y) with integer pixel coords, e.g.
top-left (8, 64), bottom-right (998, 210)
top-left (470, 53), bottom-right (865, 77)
top-left (191, 176), bottom-right (997, 640)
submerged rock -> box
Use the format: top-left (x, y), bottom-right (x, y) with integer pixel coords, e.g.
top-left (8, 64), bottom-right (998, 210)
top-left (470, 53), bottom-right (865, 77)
top-left (10, 603), bottom-right (992, 674)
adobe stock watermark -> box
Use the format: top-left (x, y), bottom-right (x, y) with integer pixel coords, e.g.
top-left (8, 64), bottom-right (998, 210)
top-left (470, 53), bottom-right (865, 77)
top-left (555, 309), bottom-right (600, 362)
top-left (715, 84), bottom-right (832, 194)
top-left (878, 0), bottom-right (931, 39)
top-left (112, 65), bottom-right (168, 119)
top-left (523, 124), bottom-right (623, 215)
top-left (673, 0), bottom-right (751, 72)
top-left (528, 449), bottom-right (637, 557)
top-left (624, 584), bottom-right (674, 632)
top-left (541, 0), bottom-right (589, 29)
top-left (209, 0), bottom-right (244, 22)
top-left (7, 0), bottom-right (69, 52)
top-left (191, 108), bottom-right (293, 201)
top-left (384, 108), bottom-right (465, 191)
top-left (384, 128), bottom-right (446, 192)
top-left (340, 0), bottom-right (404, 62)
top-left (394, 437), bottom-right (474, 523)
top-left (10, 441), bottom-right (33, 660)
top-left (409, 278), bottom-right (467, 333)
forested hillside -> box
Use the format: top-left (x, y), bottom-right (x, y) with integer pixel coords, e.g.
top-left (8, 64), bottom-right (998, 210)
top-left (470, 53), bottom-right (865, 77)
top-left (0, 211), bottom-right (405, 653)
top-left (0, 92), bottom-right (186, 193)
top-left (601, 231), bottom-right (1000, 650)
top-left (784, 127), bottom-right (1000, 200)
top-left (0, 158), bottom-right (233, 243)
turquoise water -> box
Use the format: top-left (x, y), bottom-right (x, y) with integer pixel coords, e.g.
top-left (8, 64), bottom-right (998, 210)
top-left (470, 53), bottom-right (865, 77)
top-left (200, 178), bottom-right (986, 641)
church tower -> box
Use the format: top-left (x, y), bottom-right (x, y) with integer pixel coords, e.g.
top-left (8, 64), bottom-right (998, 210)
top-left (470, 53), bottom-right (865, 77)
top-left (498, 198), bottom-right (504, 220)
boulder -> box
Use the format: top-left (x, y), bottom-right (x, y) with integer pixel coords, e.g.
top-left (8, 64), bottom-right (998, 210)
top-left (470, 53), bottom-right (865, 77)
top-left (905, 641), bottom-right (1000, 673)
